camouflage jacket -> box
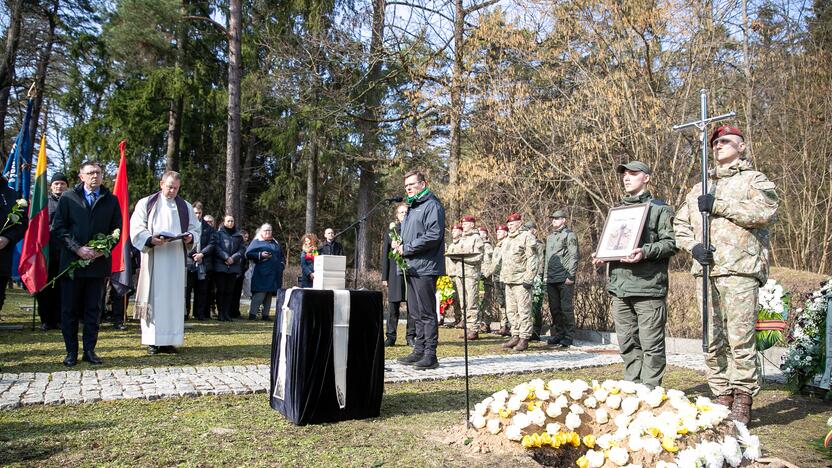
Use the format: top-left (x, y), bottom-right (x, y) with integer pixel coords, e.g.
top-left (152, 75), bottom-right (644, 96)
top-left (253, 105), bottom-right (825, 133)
top-left (446, 230), bottom-right (483, 277)
top-left (544, 227), bottom-right (579, 283)
top-left (493, 229), bottom-right (539, 284)
top-left (481, 239), bottom-right (494, 279)
top-left (445, 238), bottom-right (461, 277)
top-left (492, 239), bottom-right (505, 282)
top-left (674, 158), bottom-right (778, 283)
top-left (607, 192), bottom-right (678, 298)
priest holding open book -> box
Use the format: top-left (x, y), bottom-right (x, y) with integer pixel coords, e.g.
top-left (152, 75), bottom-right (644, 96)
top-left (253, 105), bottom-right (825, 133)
top-left (130, 171), bottom-right (200, 355)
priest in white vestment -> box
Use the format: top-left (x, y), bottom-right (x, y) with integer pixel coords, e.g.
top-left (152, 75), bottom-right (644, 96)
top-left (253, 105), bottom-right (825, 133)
top-left (130, 171), bottom-right (200, 354)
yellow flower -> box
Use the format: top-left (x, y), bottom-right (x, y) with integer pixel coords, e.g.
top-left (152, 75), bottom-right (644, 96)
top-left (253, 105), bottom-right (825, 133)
top-left (521, 435), bottom-right (534, 448)
top-left (576, 455), bottom-right (590, 468)
top-left (531, 433), bottom-right (543, 447)
top-left (499, 408), bottom-right (512, 418)
top-left (676, 426), bottom-right (689, 435)
top-left (527, 401), bottom-right (535, 411)
top-left (570, 432), bottom-right (581, 447)
top-left (540, 432), bottom-right (553, 446)
top-left (583, 434), bottom-right (596, 448)
top-left (527, 389), bottom-right (536, 401)
top-left (661, 436), bottom-right (679, 453)
top-left (647, 427), bottom-right (661, 438)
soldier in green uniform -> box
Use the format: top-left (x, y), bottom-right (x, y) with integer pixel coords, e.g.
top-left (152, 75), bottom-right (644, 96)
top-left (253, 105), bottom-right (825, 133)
top-left (493, 213), bottom-right (539, 352)
top-left (593, 161), bottom-right (677, 388)
top-left (544, 210), bottom-right (579, 349)
top-left (493, 224), bottom-right (510, 336)
top-left (446, 215), bottom-right (484, 340)
top-left (444, 224), bottom-right (463, 327)
top-left (478, 227), bottom-right (495, 334)
top-left (674, 126), bottom-right (778, 425)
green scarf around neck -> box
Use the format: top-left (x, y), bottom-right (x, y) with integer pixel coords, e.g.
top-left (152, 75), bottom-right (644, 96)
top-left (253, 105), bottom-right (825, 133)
top-left (406, 187), bottom-right (430, 204)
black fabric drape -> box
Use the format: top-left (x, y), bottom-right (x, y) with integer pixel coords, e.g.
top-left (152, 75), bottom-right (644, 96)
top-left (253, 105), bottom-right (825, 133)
top-left (270, 289), bottom-right (384, 425)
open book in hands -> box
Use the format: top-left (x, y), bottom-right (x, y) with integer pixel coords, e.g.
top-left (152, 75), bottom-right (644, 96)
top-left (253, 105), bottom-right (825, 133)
top-left (156, 231), bottom-right (189, 241)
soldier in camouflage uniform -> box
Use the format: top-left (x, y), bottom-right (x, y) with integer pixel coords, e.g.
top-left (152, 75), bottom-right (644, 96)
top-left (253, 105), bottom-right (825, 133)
top-left (544, 210), bottom-right (579, 349)
top-left (674, 126), bottom-right (778, 425)
top-left (593, 161), bottom-right (678, 388)
top-left (493, 225), bottom-right (510, 336)
top-left (446, 215), bottom-right (484, 340)
top-left (478, 227), bottom-right (495, 334)
top-left (444, 224), bottom-right (463, 327)
top-left (493, 213), bottom-right (539, 351)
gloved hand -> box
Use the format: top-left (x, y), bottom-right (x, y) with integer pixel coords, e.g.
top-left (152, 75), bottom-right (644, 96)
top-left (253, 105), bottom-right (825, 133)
top-left (692, 243), bottom-right (714, 265)
top-left (698, 194), bottom-right (716, 213)
top-left (522, 282), bottom-right (532, 290)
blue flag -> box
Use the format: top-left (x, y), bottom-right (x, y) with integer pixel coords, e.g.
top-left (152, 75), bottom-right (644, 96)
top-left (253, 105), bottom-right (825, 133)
top-left (3, 99), bottom-right (34, 281)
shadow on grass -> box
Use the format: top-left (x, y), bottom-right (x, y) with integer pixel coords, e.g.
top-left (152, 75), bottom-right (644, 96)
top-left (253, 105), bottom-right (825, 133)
top-left (379, 388), bottom-right (492, 418)
top-left (0, 419), bottom-right (114, 464)
top-left (753, 393), bottom-right (829, 429)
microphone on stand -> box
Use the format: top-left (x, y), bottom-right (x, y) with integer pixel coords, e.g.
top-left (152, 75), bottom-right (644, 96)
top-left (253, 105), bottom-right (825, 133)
top-left (385, 196), bottom-right (404, 203)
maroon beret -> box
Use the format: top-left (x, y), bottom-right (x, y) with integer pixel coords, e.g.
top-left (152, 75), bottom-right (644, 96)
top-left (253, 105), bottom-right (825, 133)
top-left (452, 224), bottom-right (463, 230)
top-left (506, 213), bottom-right (522, 222)
top-left (461, 215), bottom-right (475, 223)
top-left (709, 125), bottom-right (744, 146)
top-left (478, 226), bottom-right (488, 233)
top-left (496, 224), bottom-right (508, 232)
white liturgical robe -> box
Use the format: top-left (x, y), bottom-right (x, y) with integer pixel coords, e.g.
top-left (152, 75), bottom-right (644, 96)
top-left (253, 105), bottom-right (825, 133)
top-left (130, 194), bottom-right (199, 346)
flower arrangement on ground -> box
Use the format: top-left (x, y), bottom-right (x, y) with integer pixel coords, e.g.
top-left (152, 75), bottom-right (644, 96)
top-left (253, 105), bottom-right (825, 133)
top-left (469, 378), bottom-right (763, 467)
top-left (755, 279), bottom-right (790, 352)
top-left (782, 278), bottom-right (832, 390)
top-left (436, 275), bottom-right (455, 317)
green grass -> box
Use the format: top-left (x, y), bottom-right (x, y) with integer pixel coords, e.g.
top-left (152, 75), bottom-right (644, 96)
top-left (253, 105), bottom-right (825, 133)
top-left (0, 289), bottom-right (555, 374)
top-left (0, 366), bottom-right (829, 467)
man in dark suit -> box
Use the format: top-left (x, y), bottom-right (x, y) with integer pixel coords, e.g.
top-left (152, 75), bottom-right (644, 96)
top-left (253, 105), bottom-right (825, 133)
top-left (186, 201), bottom-right (215, 320)
top-left (0, 177), bottom-right (28, 314)
top-left (52, 161), bottom-right (121, 366)
top-left (381, 203), bottom-right (414, 347)
top-left (319, 228), bottom-right (343, 256)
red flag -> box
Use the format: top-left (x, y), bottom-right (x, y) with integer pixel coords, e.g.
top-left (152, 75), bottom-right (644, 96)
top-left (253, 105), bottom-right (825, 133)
top-left (19, 135), bottom-right (49, 293)
top-left (111, 140), bottom-right (133, 295)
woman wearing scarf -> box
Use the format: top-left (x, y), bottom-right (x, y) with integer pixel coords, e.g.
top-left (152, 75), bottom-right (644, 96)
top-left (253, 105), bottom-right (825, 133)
top-left (299, 233), bottom-right (318, 287)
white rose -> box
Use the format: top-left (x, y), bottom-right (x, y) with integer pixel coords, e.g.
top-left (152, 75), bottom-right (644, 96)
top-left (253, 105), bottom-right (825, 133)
top-left (545, 402), bottom-right (562, 418)
top-left (608, 447), bottom-right (629, 466)
top-left (512, 412), bottom-right (531, 429)
top-left (586, 449), bottom-right (606, 468)
top-left (486, 418), bottom-right (502, 435)
top-left (565, 412), bottom-right (582, 430)
top-left (606, 394), bottom-right (622, 410)
top-left (583, 396), bottom-right (598, 408)
top-left (471, 414), bottom-right (486, 429)
top-left (545, 422), bottom-right (562, 435)
top-left (595, 407), bottom-right (609, 424)
top-left (505, 424), bottom-right (522, 441)
top-left (569, 403), bottom-right (585, 415)
top-left (621, 396), bottom-right (640, 416)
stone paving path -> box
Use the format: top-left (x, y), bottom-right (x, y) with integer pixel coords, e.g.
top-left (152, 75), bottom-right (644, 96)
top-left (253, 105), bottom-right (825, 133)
top-left (0, 343), bottom-right (783, 410)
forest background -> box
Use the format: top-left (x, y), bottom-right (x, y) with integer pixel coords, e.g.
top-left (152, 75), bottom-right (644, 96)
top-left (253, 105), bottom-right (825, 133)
top-left (0, 0), bottom-right (830, 283)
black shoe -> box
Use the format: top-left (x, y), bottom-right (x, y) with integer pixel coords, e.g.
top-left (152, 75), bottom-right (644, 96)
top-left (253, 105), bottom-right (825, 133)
top-left (413, 355), bottom-right (439, 370)
top-left (248, 315), bottom-right (257, 320)
top-left (82, 351), bottom-right (102, 365)
top-left (545, 337), bottom-right (561, 346)
top-left (113, 323), bottom-right (127, 331)
top-left (406, 337), bottom-right (415, 347)
top-left (63, 353), bottom-right (78, 366)
top-left (384, 338), bottom-right (396, 347)
top-left (557, 341), bottom-right (572, 350)
top-left (148, 345), bottom-right (160, 355)
top-left (397, 352), bottom-right (424, 365)
top-left (530, 333), bottom-right (541, 342)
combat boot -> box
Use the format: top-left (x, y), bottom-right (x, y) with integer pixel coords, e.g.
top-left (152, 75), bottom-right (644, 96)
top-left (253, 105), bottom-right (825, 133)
top-left (715, 393), bottom-right (734, 410)
top-left (513, 338), bottom-right (529, 352)
top-left (498, 326), bottom-right (511, 337)
top-left (397, 351), bottom-right (423, 366)
top-left (413, 354), bottom-right (439, 370)
top-left (502, 336), bottom-right (520, 349)
top-left (732, 391), bottom-right (752, 425)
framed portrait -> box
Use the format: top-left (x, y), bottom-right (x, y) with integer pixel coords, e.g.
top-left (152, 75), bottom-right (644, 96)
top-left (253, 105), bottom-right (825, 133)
top-left (594, 203), bottom-right (650, 261)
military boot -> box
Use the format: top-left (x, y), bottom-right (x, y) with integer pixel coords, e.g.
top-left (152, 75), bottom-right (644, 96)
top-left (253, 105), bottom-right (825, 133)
top-left (502, 336), bottom-right (520, 349)
top-left (513, 338), bottom-right (529, 352)
top-left (715, 393), bottom-right (734, 410)
top-left (732, 391), bottom-right (752, 425)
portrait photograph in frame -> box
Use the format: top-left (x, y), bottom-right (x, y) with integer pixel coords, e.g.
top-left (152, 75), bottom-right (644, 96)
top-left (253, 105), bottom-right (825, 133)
top-left (594, 203), bottom-right (650, 261)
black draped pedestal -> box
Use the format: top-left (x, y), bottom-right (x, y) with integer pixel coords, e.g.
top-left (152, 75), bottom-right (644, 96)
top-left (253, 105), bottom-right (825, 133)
top-left (269, 288), bottom-right (384, 425)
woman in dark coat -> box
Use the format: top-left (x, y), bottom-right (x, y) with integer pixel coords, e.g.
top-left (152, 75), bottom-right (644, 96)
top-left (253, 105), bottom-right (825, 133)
top-left (299, 233), bottom-right (318, 287)
top-left (245, 223), bottom-right (284, 320)
top-left (382, 203), bottom-right (413, 347)
top-left (212, 215), bottom-right (245, 321)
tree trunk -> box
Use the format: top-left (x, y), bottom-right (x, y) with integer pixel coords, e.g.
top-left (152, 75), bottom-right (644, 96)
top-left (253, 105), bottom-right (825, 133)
top-left (0, 0), bottom-right (25, 159)
top-left (354, 0), bottom-right (386, 273)
top-left (166, 0), bottom-right (188, 171)
top-left (224, 0), bottom-right (242, 218)
top-left (28, 0), bottom-right (59, 146)
top-left (305, 137), bottom-right (318, 234)
top-left (447, 0), bottom-right (465, 221)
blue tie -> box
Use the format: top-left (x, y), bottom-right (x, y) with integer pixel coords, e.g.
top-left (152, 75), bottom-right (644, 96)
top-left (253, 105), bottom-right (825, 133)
top-left (88, 192), bottom-right (97, 206)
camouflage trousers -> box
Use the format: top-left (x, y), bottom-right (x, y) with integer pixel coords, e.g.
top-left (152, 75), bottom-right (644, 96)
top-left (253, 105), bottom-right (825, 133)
top-left (611, 296), bottom-right (667, 388)
top-left (698, 275), bottom-right (761, 397)
top-left (505, 283), bottom-right (533, 339)
top-left (453, 275), bottom-right (480, 330)
top-left (480, 279), bottom-right (493, 326)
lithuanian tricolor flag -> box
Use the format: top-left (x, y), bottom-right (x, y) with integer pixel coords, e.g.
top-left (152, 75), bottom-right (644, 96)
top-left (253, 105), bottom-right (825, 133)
top-left (19, 134), bottom-right (49, 294)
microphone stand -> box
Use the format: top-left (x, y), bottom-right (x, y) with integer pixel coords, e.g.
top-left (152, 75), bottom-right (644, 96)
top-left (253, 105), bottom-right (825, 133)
top-left (334, 198), bottom-right (397, 289)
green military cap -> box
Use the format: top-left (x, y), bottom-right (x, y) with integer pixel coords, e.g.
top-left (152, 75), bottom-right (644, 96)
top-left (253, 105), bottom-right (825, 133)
top-left (615, 160), bottom-right (651, 175)
top-left (549, 210), bottom-right (567, 219)
top-left (523, 221), bottom-right (537, 230)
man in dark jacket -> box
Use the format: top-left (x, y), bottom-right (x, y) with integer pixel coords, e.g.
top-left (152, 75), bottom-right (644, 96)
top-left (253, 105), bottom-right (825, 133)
top-left (186, 202), bottom-right (215, 320)
top-left (35, 172), bottom-right (68, 330)
top-left (544, 210), bottom-right (579, 349)
top-left (0, 177), bottom-right (28, 315)
top-left (592, 161), bottom-right (677, 387)
top-left (52, 161), bottom-right (122, 366)
top-left (393, 170), bottom-right (445, 370)
top-left (319, 228), bottom-right (343, 256)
